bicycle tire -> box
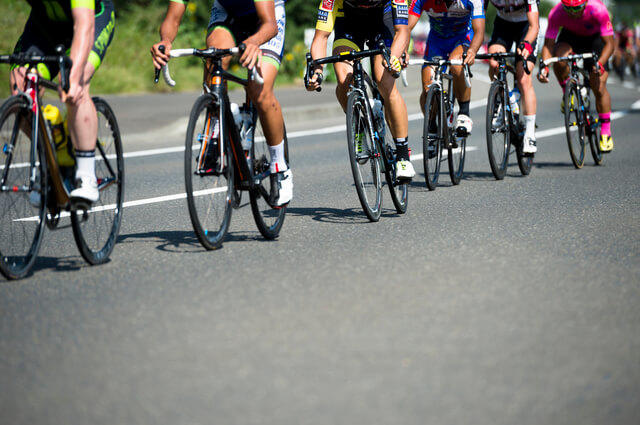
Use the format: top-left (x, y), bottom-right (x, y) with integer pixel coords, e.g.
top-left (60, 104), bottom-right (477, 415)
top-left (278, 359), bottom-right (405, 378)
top-left (486, 81), bottom-right (510, 180)
top-left (423, 87), bottom-right (443, 191)
top-left (71, 97), bottom-right (124, 265)
top-left (515, 124), bottom-right (533, 176)
top-left (448, 123), bottom-right (466, 185)
top-left (564, 80), bottom-right (586, 169)
top-left (0, 96), bottom-right (47, 280)
top-left (185, 94), bottom-right (233, 250)
top-left (346, 91), bottom-right (382, 222)
top-left (250, 120), bottom-right (287, 240)
top-left (586, 91), bottom-right (604, 166)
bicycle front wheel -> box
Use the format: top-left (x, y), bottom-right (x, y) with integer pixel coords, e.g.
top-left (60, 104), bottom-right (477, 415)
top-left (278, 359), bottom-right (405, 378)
top-left (71, 97), bottom-right (124, 265)
top-left (250, 120), bottom-right (287, 240)
top-left (185, 94), bottom-right (233, 250)
top-left (586, 92), bottom-right (604, 166)
top-left (564, 81), bottom-right (586, 169)
top-left (423, 87), bottom-right (443, 191)
top-left (448, 127), bottom-right (466, 185)
top-left (0, 96), bottom-right (47, 280)
top-left (346, 92), bottom-right (382, 222)
top-left (486, 81), bottom-right (510, 180)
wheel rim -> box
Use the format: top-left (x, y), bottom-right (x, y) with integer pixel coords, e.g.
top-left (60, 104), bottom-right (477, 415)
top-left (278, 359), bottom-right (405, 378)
top-left (423, 89), bottom-right (442, 189)
top-left (0, 102), bottom-right (45, 276)
top-left (565, 87), bottom-right (586, 167)
top-left (487, 84), bottom-right (509, 177)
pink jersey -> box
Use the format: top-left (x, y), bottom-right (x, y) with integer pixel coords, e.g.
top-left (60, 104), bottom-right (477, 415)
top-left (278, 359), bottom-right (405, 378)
top-left (545, 0), bottom-right (613, 40)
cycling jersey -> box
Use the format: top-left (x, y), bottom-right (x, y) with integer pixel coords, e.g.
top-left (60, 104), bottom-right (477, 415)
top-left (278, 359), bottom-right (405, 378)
top-left (171, 0), bottom-right (284, 17)
top-left (545, 0), bottom-right (613, 40)
top-left (14, 0), bottom-right (115, 77)
top-left (617, 28), bottom-right (634, 50)
top-left (486, 0), bottom-right (538, 23)
top-left (409, 0), bottom-right (484, 38)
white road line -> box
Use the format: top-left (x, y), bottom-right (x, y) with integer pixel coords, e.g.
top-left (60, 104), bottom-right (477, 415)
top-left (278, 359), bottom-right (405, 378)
top-left (14, 187), bottom-right (227, 222)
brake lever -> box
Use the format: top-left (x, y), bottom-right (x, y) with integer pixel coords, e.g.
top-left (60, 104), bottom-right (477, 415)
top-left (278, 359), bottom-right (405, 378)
top-left (56, 45), bottom-right (71, 93)
top-left (154, 45), bottom-right (164, 84)
top-left (304, 53), bottom-right (322, 92)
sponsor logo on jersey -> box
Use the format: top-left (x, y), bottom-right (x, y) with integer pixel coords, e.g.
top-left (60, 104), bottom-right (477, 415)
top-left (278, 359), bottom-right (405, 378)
top-left (321, 0), bottom-right (334, 11)
top-left (318, 10), bottom-right (329, 22)
top-left (393, 0), bottom-right (406, 5)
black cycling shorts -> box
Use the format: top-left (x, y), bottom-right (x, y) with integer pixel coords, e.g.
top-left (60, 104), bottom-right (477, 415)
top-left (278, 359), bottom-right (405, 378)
top-left (13, 0), bottom-right (115, 79)
top-left (489, 16), bottom-right (537, 62)
top-left (333, 4), bottom-right (396, 51)
top-left (557, 29), bottom-right (607, 70)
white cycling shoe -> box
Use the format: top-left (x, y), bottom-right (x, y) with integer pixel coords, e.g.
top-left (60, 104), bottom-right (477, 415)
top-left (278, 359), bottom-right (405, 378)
top-left (455, 114), bottom-right (473, 136)
top-left (70, 174), bottom-right (99, 203)
top-left (396, 159), bottom-right (416, 180)
top-left (270, 168), bottom-right (292, 207)
top-left (522, 136), bottom-right (537, 155)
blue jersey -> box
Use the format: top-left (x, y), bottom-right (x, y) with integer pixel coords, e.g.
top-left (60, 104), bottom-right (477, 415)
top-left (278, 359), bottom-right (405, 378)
top-left (409, 0), bottom-right (484, 38)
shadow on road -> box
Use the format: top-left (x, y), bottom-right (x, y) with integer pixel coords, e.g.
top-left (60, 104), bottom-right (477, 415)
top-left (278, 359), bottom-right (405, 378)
top-left (533, 161), bottom-right (577, 169)
top-left (31, 255), bottom-right (88, 275)
top-left (116, 229), bottom-right (271, 253)
top-left (286, 206), bottom-right (398, 223)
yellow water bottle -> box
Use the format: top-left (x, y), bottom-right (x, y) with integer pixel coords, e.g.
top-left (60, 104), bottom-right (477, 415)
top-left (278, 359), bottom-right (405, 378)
top-left (43, 104), bottom-right (75, 167)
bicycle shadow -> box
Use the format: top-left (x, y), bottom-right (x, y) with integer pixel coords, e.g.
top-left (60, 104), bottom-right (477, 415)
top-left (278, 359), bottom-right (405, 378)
top-left (285, 206), bottom-right (398, 224)
top-left (116, 229), bottom-right (270, 253)
top-left (532, 161), bottom-right (578, 169)
top-left (31, 255), bottom-right (88, 274)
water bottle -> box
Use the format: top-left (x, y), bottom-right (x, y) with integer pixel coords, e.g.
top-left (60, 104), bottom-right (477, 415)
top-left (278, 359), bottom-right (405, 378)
top-left (230, 102), bottom-right (242, 129)
top-left (239, 105), bottom-right (254, 151)
top-left (580, 86), bottom-right (590, 109)
top-left (509, 87), bottom-right (521, 116)
top-left (369, 98), bottom-right (385, 138)
top-left (43, 104), bottom-right (74, 167)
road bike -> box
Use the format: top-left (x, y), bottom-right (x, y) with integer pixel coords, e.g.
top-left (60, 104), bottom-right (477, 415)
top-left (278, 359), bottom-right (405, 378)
top-left (0, 48), bottom-right (124, 280)
top-left (476, 52), bottom-right (533, 179)
top-left (156, 45), bottom-right (288, 249)
top-left (405, 57), bottom-right (472, 190)
top-left (541, 53), bottom-right (604, 169)
top-left (305, 40), bottom-right (408, 222)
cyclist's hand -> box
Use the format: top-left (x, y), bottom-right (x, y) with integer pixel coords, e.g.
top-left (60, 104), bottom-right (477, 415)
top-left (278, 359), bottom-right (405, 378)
top-left (151, 41), bottom-right (172, 70)
top-left (306, 69), bottom-right (323, 92)
top-left (401, 52), bottom-right (409, 69)
top-left (388, 55), bottom-right (402, 74)
top-left (593, 61), bottom-right (605, 76)
top-left (538, 65), bottom-right (550, 83)
top-left (61, 82), bottom-right (83, 104)
top-left (463, 49), bottom-right (476, 66)
top-left (240, 39), bottom-right (261, 69)
top-left (517, 41), bottom-right (534, 60)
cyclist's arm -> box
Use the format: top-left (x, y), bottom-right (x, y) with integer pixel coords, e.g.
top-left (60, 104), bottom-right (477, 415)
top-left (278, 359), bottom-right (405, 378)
top-left (151, 1), bottom-right (187, 69)
top-left (240, 0), bottom-right (278, 68)
top-left (391, 24), bottom-right (410, 60)
top-left (523, 2), bottom-right (540, 47)
top-left (599, 34), bottom-right (615, 67)
top-left (465, 17), bottom-right (486, 65)
top-left (65, 3), bottom-right (95, 101)
top-left (596, 8), bottom-right (615, 67)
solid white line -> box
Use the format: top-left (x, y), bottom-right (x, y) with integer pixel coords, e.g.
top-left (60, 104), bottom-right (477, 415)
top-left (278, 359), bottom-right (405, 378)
top-left (14, 186), bottom-right (227, 222)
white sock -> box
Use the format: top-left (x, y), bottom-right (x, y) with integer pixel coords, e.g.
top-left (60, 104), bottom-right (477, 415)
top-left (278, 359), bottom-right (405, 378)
top-left (75, 150), bottom-right (95, 179)
top-left (269, 140), bottom-right (287, 173)
top-left (524, 115), bottom-right (536, 140)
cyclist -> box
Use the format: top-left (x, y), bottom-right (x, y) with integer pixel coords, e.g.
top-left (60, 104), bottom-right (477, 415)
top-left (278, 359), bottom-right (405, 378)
top-left (538, 0), bottom-right (615, 153)
top-left (613, 23), bottom-right (636, 79)
top-left (306, 0), bottom-right (416, 180)
top-left (151, 0), bottom-right (292, 206)
top-left (408, 0), bottom-right (485, 137)
top-left (10, 0), bottom-right (116, 203)
top-left (484, 0), bottom-right (540, 154)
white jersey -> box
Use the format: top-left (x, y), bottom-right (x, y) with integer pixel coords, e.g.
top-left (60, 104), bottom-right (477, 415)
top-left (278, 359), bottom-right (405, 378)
top-left (488, 0), bottom-right (539, 23)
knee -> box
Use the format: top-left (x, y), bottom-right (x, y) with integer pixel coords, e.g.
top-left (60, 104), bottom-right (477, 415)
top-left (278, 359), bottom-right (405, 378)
top-left (251, 87), bottom-right (276, 110)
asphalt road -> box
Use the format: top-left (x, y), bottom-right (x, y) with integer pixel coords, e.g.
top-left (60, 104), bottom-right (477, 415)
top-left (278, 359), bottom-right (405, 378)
top-left (1, 65), bottom-right (639, 425)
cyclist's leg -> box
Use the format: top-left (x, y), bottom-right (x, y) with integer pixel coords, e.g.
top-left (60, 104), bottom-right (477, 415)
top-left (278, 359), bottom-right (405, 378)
top-left (589, 36), bottom-right (613, 149)
top-left (515, 21), bottom-right (538, 148)
top-left (449, 39), bottom-right (472, 130)
top-left (487, 16), bottom-right (511, 81)
top-left (332, 12), bottom-right (362, 112)
top-left (552, 30), bottom-right (575, 91)
top-left (420, 33), bottom-right (442, 113)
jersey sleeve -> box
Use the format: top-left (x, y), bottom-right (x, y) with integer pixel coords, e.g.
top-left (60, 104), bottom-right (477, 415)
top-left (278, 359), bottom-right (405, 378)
top-left (409, 0), bottom-right (423, 18)
top-left (545, 4), bottom-right (561, 40)
top-left (596, 4), bottom-right (614, 37)
top-left (316, 0), bottom-right (341, 33)
top-left (71, 0), bottom-right (95, 9)
top-left (392, 0), bottom-right (409, 26)
top-left (527, 0), bottom-right (539, 14)
top-left (470, 0), bottom-right (484, 19)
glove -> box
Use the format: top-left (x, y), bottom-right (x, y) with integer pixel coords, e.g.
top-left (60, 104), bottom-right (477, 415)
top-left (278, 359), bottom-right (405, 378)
top-left (518, 41), bottom-right (534, 59)
top-left (389, 55), bottom-right (402, 73)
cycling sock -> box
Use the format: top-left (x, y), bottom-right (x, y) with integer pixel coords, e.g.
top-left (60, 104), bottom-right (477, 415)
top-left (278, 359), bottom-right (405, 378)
top-left (75, 150), bottom-right (95, 178)
top-left (599, 112), bottom-right (611, 136)
top-left (560, 77), bottom-right (569, 93)
top-left (524, 115), bottom-right (536, 140)
top-left (458, 100), bottom-right (470, 116)
top-left (395, 137), bottom-right (410, 161)
top-left (269, 140), bottom-right (288, 173)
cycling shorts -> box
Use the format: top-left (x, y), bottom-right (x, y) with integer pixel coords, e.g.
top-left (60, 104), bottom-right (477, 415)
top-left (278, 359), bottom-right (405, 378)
top-left (13, 0), bottom-right (115, 80)
top-left (557, 29), bottom-right (608, 70)
top-left (208, 0), bottom-right (286, 70)
top-left (489, 16), bottom-right (538, 62)
top-left (316, 0), bottom-right (409, 51)
top-left (424, 31), bottom-right (471, 62)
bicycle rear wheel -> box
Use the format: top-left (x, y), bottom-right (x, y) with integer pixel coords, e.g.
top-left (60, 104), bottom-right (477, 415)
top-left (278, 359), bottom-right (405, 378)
top-left (250, 119), bottom-right (288, 240)
top-left (0, 96), bottom-right (47, 280)
top-left (382, 128), bottom-right (408, 214)
top-left (564, 81), bottom-right (586, 169)
top-left (448, 126), bottom-right (466, 185)
top-left (486, 81), bottom-right (510, 180)
top-left (185, 94), bottom-right (233, 250)
top-left (423, 87), bottom-right (443, 191)
top-left (71, 97), bottom-right (124, 265)
top-left (515, 121), bottom-right (533, 176)
top-left (346, 91), bottom-right (382, 222)
top-left (586, 93), bottom-right (604, 166)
